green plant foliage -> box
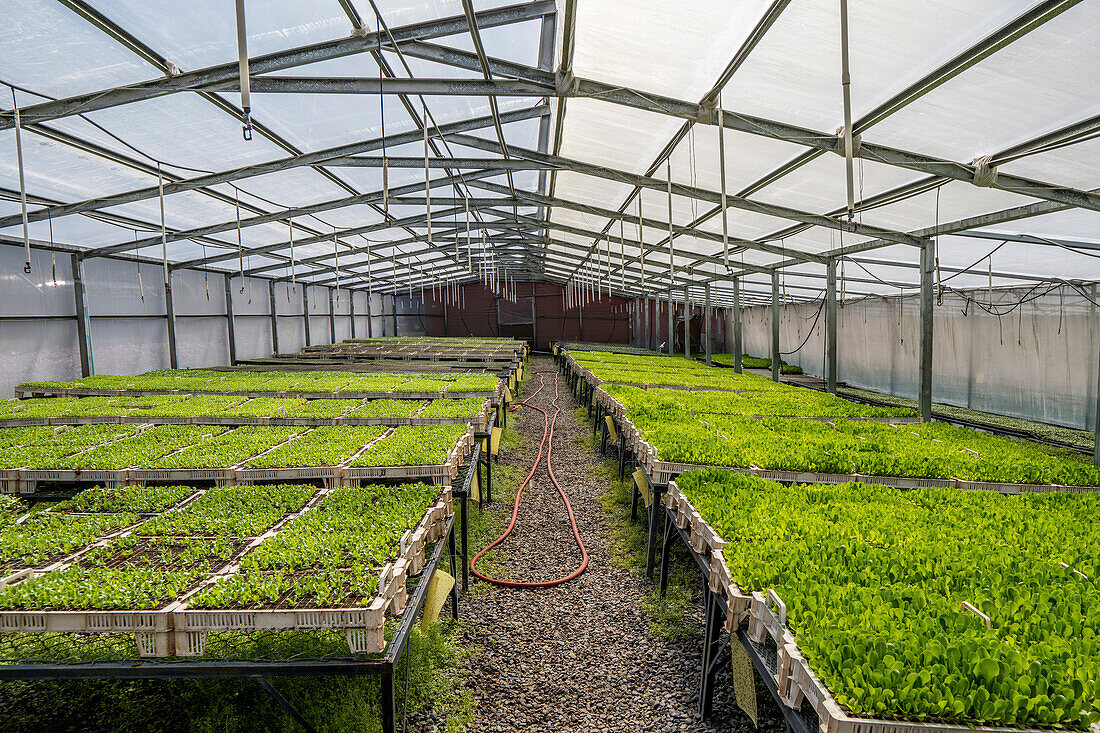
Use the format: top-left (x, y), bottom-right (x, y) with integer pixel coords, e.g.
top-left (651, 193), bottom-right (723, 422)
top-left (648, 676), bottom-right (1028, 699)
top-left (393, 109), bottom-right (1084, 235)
top-left (418, 398), bottom-right (486, 419)
top-left (0, 567), bottom-right (202, 611)
top-left (346, 399), bottom-right (425, 419)
top-left (675, 469), bottom-right (1100, 728)
top-left (142, 426), bottom-right (303, 469)
top-left (605, 384), bottom-right (913, 420)
top-left (57, 426), bottom-right (232, 470)
top-left (139, 484), bottom-right (315, 538)
top-left (279, 398), bottom-right (362, 418)
top-left (442, 375), bottom-right (499, 393)
top-left (243, 427), bottom-right (388, 469)
top-left (188, 482), bottom-right (440, 609)
top-left (0, 425), bottom-right (141, 469)
top-left (0, 512), bottom-right (137, 572)
top-left (52, 485), bottom-right (194, 514)
top-left (632, 411), bottom-right (1100, 486)
top-left (350, 425), bottom-right (466, 467)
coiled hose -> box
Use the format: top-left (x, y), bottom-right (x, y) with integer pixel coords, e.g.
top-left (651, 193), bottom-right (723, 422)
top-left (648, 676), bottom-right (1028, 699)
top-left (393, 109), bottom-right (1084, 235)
top-left (469, 370), bottom-right (589, 588)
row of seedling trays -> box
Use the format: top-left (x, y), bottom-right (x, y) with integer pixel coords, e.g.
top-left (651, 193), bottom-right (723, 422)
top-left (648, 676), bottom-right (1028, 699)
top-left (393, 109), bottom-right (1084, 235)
top-left (15, 386), bottom-right (504, 401)
top-left (664, 482), bottom-right (1054, 733)
top-left (0, 486), bottom-right (454, 658)
top-left (0, 403), bottom-right (492, 432)
top-left (0, 426), bottom-right (477, 495)
top-left (588, 378), bottom-right (1098, 493)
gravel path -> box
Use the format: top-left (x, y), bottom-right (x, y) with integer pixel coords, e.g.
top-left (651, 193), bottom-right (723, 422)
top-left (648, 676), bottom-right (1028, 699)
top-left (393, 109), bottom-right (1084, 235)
top-left (454, 356), bottom-right (783, 733)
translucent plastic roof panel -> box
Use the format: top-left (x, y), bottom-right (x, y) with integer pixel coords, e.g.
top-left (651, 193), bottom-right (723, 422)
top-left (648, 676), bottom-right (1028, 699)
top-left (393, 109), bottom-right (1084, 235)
top-left (85, 0), bottom-right (350, 73)
top-left (720, 0), bottom-right (1036, 135)
top-left (0, 0), bottom-right (160, 98)
top-left (238, 90), bottom-right (412, 153)
top-left (868, 2), bottom-right (1100, 162)
top-left (995, 137), bottom-right (1100, 193)
top-left (857, 181), bottom-right (1040, 234)
top-left (572, 0), bottom-right (777, 101)
top-left (0, 129), bottom-right (158, 203)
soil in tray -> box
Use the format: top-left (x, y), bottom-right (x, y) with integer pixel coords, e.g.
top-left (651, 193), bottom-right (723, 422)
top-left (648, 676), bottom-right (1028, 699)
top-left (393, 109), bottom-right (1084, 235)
top-left (80, 536), bottom-right (249, 574)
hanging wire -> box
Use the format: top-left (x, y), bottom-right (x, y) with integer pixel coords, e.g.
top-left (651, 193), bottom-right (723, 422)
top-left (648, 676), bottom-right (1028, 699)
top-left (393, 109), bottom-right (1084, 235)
top-left (135, 231), bottom-right (144, 303)
top-left (157, 163), bottom-right (169, 285)
top-left (201, 241), bottom-right (210, 300)
top-left (666, 161), bottom-right (674, 284)
top-left (235, 189), bottom-right (245, 293)
top-left (11, 88), bottom-right (31, 274)
top-left (47, 212), bottom-right (56, 284)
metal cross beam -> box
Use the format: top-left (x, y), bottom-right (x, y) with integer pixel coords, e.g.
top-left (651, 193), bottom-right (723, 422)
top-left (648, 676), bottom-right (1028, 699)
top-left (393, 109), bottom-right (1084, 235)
top-left (395, 42), bottom-right (1100, 214)
top-left (0, 1), bottom-right (554, 129)
top-left (0, 105), bottom-right (547, 232)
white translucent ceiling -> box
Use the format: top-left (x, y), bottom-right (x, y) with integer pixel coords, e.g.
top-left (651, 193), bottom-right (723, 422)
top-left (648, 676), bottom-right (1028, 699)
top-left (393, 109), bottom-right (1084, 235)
top-left (0, 0), bottom-right (1096, 296)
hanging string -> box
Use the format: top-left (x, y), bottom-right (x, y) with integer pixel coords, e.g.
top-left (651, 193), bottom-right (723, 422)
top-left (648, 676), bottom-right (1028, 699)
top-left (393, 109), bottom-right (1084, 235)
top-left (666, 161), bottom-right (674, 284)
top-left (235, 189), bottom-right (244, 293)
top-left (47, 212), bottom-right (56, 284)
top-left (377, 7), bottom-right (389, 219)
top-left (424, 102), bottom-right (431, 255)
top-left (135, 231), bottom-right (144, 302)
top-left (935, 185), bottom-right (943, 305)
top-left (157, 163), bottom-right (169, 285)
top-left (288, 218), bottom-right (296, 289)
top-left (201, 242), bottom-right (210, 300)
top-left (11, 89), bottom-right (31, 274)
top-left (718, 91), bottom-right (729, 269)
top-left (333, 226), bottom-right (340, 300)
top-left (619, 217), bottom-right (625, 291)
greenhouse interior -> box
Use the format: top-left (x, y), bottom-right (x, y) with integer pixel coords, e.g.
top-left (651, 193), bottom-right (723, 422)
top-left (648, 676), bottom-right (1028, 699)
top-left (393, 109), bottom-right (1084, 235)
top-left (0, 0), bottom-right (1097, 731)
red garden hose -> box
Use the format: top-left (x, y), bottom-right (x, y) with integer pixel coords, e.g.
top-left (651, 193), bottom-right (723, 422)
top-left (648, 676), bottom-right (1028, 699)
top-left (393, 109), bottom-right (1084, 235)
top-left (469, 370), bottom-right (589, 588)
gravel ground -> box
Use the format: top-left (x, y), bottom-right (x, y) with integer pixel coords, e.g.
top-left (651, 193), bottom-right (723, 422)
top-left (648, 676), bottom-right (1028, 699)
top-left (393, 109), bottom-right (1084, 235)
top-left (449, 356), bottom-right (783, 733)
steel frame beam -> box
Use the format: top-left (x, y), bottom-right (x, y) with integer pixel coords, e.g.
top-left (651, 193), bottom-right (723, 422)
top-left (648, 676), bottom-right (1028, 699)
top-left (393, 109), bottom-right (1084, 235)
top-left (0, 1), bottom-right (554, 130)
top-left (0, 106), bottom-right (548, 233)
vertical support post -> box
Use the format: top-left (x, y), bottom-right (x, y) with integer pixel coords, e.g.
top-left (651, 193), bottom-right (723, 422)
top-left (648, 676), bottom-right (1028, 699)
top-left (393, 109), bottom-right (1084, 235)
top-left (224, 274), bottom-right (238, 365)
top-left (826, 259), bottom-right (838, 394)
top-left (919, 239), bottom-right (935, 422)
top-left (530, 289), bottom-right (537, 349)
top-left (302, 286), bottom-right (312, 346)
top-left (577, 300), bottom-right (583, 341)
top-left (390, 294), bottom-right (397, 337)
top-left (381, 668), bottom-right (395, 733)
top-left (164, 270), bottom-right (178, 369)
top-left (366, 292), bottom-right (373, 337)
top-left (1095, 336), bottom-right (1100, 466)
top-left (732, 277), bottom-right (742, 373)
top-left (667, 289), bottom-right (674, 356)
top-left (349, 289), bottom-right (356, 339)
top-left (328, 287), bottom-right (336, 344)
top-left (683, 286), bottom-right (691, 360)
top-left (643, 295), bottom-right (650, 350)
top-left (442, 292), bottom-right (449, 336)
top-left (268, 280), bottom-right (279, 355)
top-left (496, 298), bottom-right (502, 337)
top-left (771, 270), bottom-right (781, 382)
top-left (704, 282), bottom-right (712, 366)
top-left (71, 254), bottom-right (94, 376)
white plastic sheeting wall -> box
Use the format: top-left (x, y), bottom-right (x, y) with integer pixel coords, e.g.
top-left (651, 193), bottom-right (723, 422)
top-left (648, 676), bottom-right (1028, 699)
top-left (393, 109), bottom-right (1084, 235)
top-left (737, 284), bottom-right (1099, 430)
top-left (0, 245), bottom-right (80, 399)
top-left (0, 241), bottom-right (379, 399)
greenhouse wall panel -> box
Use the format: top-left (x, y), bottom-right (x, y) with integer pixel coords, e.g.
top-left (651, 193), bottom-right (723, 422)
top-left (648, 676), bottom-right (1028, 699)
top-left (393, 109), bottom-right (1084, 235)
top-left (741, 285), bottom-right (1099, 429)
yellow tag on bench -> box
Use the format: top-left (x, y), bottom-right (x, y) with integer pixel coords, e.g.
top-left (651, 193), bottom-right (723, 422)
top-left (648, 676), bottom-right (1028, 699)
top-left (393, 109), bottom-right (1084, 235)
top-left (731, 638), bottom-right (758, 725)
top-left (420, 569), bottom-right (456, 634)
top-left (490, 426), bottom-right (502, 456)
top-left (471, 471), bottom-right (480, 502)
top-left (634, 467), bottom-right (651, 507)
top-left (604, 415), bottom-right (617, 444)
